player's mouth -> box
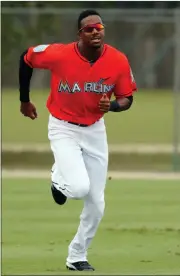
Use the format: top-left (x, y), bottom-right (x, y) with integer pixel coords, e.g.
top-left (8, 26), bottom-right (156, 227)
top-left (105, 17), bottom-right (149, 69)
top-left (91, 37), bottom-right (101, 43)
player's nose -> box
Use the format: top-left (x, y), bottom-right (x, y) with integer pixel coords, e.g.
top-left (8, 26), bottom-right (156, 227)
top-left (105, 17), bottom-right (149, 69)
top-left (91, 28), bottom-right (98, 34)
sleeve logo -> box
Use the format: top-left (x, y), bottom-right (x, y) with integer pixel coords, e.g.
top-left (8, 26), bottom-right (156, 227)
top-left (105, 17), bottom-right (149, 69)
top-left (33, 44), bottom-right (49, 52)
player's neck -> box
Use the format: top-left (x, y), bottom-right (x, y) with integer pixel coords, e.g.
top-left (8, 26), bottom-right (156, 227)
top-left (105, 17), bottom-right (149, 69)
top-left (77, 41), bottom-right (103, 62)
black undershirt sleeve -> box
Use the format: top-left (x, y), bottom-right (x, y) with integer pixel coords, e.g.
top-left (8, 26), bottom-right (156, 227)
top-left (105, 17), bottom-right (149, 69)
top-left (19, 50), bottom-right (33, 102)
top-left (109, 95), bottom-right (133, 112)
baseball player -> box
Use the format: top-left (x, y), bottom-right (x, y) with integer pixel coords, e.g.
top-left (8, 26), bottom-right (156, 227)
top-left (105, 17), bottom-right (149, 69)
top-left (19, 10), bottom-right (137, 271)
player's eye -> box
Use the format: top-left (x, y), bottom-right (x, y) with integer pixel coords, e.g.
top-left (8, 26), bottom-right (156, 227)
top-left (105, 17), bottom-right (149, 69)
top-left (80, 23), bottom-right (105, 33)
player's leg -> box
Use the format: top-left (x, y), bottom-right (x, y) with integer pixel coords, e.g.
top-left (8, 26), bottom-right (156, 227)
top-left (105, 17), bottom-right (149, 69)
top-left (66, 119), bottom-right (108, 268)
top-left (48, 116), bottom-right (90, 202)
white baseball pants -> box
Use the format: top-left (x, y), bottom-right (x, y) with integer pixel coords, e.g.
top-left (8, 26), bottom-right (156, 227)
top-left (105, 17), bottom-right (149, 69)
top-left (48, 114), bottom-right (108, 263)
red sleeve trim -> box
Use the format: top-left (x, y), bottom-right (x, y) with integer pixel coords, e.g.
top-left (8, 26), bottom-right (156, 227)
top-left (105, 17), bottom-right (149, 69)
top-left (24, 52), bottom-right (33, 68)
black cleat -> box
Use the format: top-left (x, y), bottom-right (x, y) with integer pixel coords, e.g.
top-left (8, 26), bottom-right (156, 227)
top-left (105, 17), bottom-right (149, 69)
top-left (66, 261), bottom-right (95, 271)
top-left (51, 184), bottom-right (67, 205)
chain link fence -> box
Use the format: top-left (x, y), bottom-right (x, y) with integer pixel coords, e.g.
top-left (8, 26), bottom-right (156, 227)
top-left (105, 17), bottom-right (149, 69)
top-left (1, 7), bottom-right (180, 89)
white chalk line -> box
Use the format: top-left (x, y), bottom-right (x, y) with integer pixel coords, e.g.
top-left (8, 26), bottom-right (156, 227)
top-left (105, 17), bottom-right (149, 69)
top-left (2, 169), bottom-right (180, 180)
top-left (2, 143), bottom-right (180, 154)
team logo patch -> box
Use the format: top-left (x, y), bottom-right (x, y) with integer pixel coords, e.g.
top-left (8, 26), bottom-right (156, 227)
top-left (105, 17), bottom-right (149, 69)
top-left (58, 78), bottom-right (115, 94)
top-left (33, 44), bottom-right (49, 52)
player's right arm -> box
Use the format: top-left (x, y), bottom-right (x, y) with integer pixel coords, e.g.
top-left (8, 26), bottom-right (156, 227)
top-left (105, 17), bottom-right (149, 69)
top-left (19, 44), bottom-right (62, 120)
top-left (19, 48), bottom-right (37, 119)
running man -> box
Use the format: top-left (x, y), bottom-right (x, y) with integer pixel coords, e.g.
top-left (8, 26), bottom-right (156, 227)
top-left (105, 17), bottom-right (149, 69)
top-left (19, 9), bottom-right (137, 271)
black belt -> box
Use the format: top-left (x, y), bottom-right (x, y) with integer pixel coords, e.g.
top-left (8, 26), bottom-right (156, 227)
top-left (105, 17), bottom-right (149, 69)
top-left (67, 121), bottom-right (89, 127)
top-left (53, 116), bottom-right (90, 127)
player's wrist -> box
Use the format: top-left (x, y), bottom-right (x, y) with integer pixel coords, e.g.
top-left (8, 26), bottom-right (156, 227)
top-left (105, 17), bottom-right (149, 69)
top-left (21, 101), bottom-right (30, 104)
top-left (109, 100), bottom-right (121, 112)
top-left (19, 91), bottom-right (30, 103)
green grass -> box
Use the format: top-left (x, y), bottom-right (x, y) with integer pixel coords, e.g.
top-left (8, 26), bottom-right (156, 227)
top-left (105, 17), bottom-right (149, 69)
top-left (2, 178), bottom-right (180, 275)
top-left (2, 89), bottom-right (173, 144)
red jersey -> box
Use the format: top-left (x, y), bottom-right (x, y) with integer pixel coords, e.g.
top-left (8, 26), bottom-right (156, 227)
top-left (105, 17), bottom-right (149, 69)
top-left (24, 42), bottom-right (137, 125)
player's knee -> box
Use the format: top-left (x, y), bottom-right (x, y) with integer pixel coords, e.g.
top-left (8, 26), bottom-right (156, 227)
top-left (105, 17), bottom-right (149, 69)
top-left (93, 199), bottom-right (105, 219)
top-left (97, 202), bottom-right (105, 218)
top-left (71, 182), bottom-right (90, 199)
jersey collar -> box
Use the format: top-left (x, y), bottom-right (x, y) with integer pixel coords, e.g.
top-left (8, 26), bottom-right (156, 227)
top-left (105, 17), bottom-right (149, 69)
top-left (74, 42), bottom-right (107, 63)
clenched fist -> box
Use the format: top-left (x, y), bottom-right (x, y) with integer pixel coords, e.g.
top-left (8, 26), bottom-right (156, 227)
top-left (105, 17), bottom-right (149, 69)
top-left (99, 93), bottom-right (110, 113)
top-left (20, 102), bottom-right (38, 120)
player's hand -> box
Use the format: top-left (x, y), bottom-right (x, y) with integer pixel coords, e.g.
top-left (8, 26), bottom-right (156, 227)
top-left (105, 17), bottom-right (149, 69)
top-left (99, 93), bottom-right (110, 113)
top-left (20, 102), bottom-right (38, 120)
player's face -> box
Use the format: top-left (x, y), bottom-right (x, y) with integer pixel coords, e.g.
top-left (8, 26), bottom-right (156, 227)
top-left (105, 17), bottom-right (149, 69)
top-left (78, 15), bottom-right (105, 49)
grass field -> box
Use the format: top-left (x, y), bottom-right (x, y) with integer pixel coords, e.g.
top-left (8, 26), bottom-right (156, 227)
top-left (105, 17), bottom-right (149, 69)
top-left (2, 89), bottom-right (173, 144)
top-left (2, 178), bottom-right (180, 275)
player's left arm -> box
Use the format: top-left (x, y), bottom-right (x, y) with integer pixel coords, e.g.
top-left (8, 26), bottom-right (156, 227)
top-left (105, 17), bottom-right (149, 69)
top-left (109, 55), bottom-right (137, 112)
